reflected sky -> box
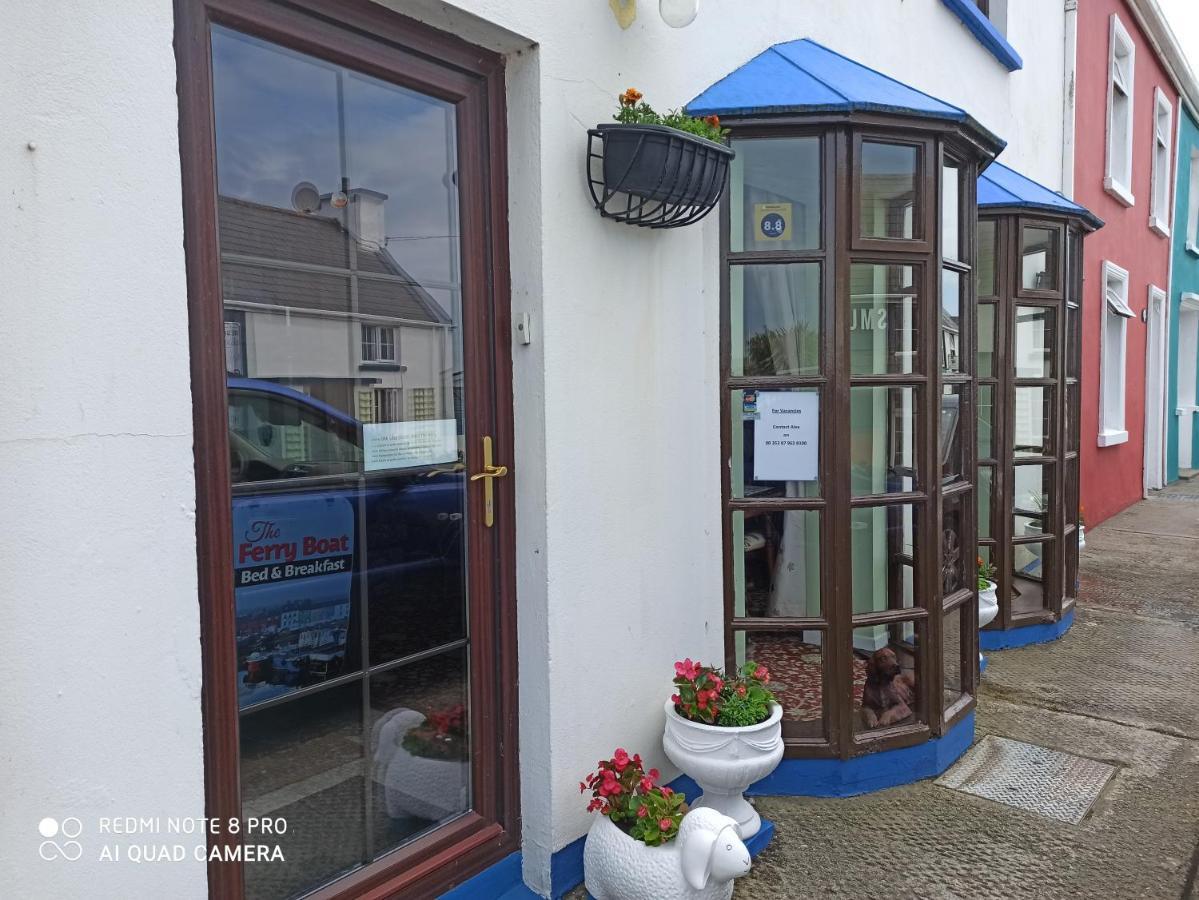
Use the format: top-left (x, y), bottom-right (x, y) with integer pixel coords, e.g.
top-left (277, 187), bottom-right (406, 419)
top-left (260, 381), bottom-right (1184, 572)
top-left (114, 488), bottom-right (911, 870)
top-left (211, 26), bottom-right (459, 287)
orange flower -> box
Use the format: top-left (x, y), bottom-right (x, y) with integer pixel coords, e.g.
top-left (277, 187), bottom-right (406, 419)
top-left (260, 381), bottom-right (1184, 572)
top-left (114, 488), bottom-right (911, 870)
top-left (619, 87), bottom-right (643, 107)
top-left (704, 115), bottom-right (721, 129)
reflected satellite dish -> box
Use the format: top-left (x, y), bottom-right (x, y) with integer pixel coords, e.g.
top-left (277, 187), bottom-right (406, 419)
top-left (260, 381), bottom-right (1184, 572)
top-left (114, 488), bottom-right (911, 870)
top-left (291, 181), bottom-right (321, 214)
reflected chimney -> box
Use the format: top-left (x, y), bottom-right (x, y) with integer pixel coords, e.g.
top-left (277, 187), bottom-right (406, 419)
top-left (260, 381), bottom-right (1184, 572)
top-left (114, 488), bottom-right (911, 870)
top-left (319, 187), bottom-right (389, 252)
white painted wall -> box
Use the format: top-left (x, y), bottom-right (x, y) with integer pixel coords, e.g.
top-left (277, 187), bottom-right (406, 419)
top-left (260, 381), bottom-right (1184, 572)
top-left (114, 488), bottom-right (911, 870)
top-left (0, 1), bottom-right (1071, 898)
top-left (0, 3), bottom-right (207, 899)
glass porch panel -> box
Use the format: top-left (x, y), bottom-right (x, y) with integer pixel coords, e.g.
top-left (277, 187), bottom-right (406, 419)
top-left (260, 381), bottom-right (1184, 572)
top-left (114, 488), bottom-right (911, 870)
top-left (977, 302), bottom-right (997, 378)
top-left (941, 384), bottom-right (966, 486)
top-left (1066, 301), bottom-right (1081, 379)
top-left (942, 604), bottom-right (965, 712)
top-left (977, 465), bottom-right (994, 539)
top-left (729, 137), bottom-right (822, 252)
top-left (850, 386), bottom-right (919, 496)
top-left (241, 682), bottom-right (364, 900)
top-left (978, 384), bottom-right (995, 459)
top-left (1014, 305), bottom-right (1056, 379)
top-left (731, 263), bottom-right (821, 378)
top-left (941, 268), bottom-right (962, 374)
top-left (732, 510), bottom-right (822, 618)
top-left (1021, 225), bottom-right (1059, 292)
top-left (852, 620), bottom-right (923, 733)
top-left (849, 263), bottom-right (918, 376)
top-left (976, 219), bottom-right (997, 297)
top-left (860, 141), bottom-right (919, 240)
top-left (730, 389), bottom-right (821, 499)
top-left (941, 492), bottom-right (968, 597)
top-left (851, 503), bottom-right (918, 615)
top-left (942, 158), bottom-right (962, 262)
top-left (738, 631), bottom-right (826, 740)
top-left (1013, 385), bottom-right (1054, 458)
top-left (1065, 528), bottom-right (1080, 601)
top-left (1066, 381), bottom-right (1080, 452)
top-left (1012, 540), bottom-right (1052, 614)
top-left (369, 647), bottom-right (469, 859)
top-left (1013, 463), bottom-right (1052, 536)
top-left (1066, 457), bottom-right (1080, 529)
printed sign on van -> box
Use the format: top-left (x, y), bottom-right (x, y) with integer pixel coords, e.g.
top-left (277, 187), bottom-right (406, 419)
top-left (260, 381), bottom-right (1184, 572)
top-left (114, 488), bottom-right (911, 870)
top-left (232, 493), bottom-right (355, 709)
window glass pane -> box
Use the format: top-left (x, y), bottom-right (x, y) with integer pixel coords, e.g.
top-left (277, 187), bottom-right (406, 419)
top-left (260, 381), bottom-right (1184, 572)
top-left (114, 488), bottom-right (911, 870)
top-left (941, 384), bottom-right (965, 485)
top-left (976, 220), bottom-right (997, 297)
top-left (731, 389), bottom-right (821, 499)
top-left (1067, 381), bottom-right (1079, 452)
top-left (1067, 301), bottom-right (1081, 379)
top-left (241, 683), bottom-right (364, 900)
top-left (941, 268), bottom-right (962, 373)
top-left (1021, 226), bottom-right (1059, 291)
top-left (1013, 463), bottom-right (1052, 536)
top-left (850, 386), bottom-right (919, 496)
top-left (1015, 305), bottom-right (1055, 379)
top-left (1066, 457), bottom-right (1080, 531)
top-left (942, 158), bottom-right (961, 261)
top-left (942, 604), bottom-right (965, 712)
top-left (860, 141), bottom-right (918, 240)
top-left (737, 632), bottom-right (826, 740)
top-left (730, 137), bottom-right (821, 252)
top-left (977, 302), bottom-right (996, 378)
top-left (851, 503), bottom-right (918, 614)
top-left (850, 264), bottom-right (918, 376)
top-left (978, 466), bottom-right (993, 539)
top-left (1014, 385), bottom-right (1053, 458)
top-left (1013, 540), bottom-right (1052, 613)
top-left (941, 492), bottom-right (968, 596)
top-left (1066, 527), bottom-right (1080, 601)
top-left (853, 621), bottom-right (922, 732)
top-left (732, 510), bottom-right (822, 618)
top-left (732, 264), bottom-right (820, 377)
top-left (370, 648), bottom-right (469, 858)
top-left (978, 384), bottom-right (995, 459)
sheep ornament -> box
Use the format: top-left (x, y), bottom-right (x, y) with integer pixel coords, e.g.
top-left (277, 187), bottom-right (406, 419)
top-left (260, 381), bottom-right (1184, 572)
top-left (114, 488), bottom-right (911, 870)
top-left (584, 806), bottom-right (752, 900)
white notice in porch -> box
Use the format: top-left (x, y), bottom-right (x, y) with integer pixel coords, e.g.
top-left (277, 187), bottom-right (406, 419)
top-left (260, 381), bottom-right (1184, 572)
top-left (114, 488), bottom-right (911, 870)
top-left (753, 392), bottom-right (819, 482)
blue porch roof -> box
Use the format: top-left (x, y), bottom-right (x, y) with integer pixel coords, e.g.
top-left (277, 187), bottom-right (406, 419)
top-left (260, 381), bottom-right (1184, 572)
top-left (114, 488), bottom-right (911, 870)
top-left (978, 161), bottom-right (1103, 230)
top-left (687, 38), bottom-right (1003, 154)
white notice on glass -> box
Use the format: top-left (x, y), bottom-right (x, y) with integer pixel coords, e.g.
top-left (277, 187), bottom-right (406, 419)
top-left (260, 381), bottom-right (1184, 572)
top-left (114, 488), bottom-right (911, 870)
top-left (753, 392), bottom-right (819, 482)
top-left (363, 419), bottom-right (458, 472)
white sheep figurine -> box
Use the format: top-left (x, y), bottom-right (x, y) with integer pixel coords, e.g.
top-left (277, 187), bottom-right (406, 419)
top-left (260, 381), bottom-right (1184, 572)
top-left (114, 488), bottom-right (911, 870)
top-left (583, 806), bottom-right (753, 900)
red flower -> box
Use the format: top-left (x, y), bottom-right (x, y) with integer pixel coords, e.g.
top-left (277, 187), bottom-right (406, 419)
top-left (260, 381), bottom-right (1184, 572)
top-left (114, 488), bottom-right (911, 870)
top-left (579, 781), bottom-right (587, 793)
top-left (639, 777), bottom-right (654, 793)
top-left (613, 748), bottom-right (630, 772)
top-left (754, 665), bottom-right (769, 682)
top-left (648, 768), bottom-right (660, 780)
top-left (660, 786), bottom-right (673, 796)
top-left (737, 684), bottom-right (747, 697)
top-left (637, 806), bottom-right (648, 819)
top-left (704, 115), bottom-right (721, 129)
top-left (674, 658), bottom-right (701, 681)
top-left (659, 818), bottom-right (673, 831)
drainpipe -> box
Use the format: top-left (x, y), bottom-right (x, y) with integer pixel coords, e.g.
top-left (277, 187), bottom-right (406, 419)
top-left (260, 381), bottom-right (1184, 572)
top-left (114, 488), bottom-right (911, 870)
top-left (1061, 0), bottom-right (1078, 198)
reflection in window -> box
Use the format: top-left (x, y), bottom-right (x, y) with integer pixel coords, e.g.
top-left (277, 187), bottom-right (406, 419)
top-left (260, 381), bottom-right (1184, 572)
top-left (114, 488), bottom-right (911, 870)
top-left (1021, 226), bottom-right (1058, 291)
top-left (851, 504), bottom-right (917, 615)
top-left (1014, 386), bottom-right (1052, 457)
top-left (362, 324), bottom-right (397, 362)
top-left (941, 385), bottom-right (964, 484)
top-left (850, 386), bottom-right (918, 496)
top-left (942, 158), bottom-right (961, 261)
top-left (978, 466), bottom-right (993, 538)
top-left (730, 137), bottom-right (821, 252)
top-left (737, 632), bottom-right (825, 740)
top-left (942, 493), bottom-right (965, 595)
top-left (978, 384), bottom-right (995, 459)
top-left (977, 219), bottom-right (996, 297)
top-left (977, 303), bottom-right (996, 378)
top-left (732, 509), bottom-right (822, 619)
top-left (941, 269), bottom-right (961, 373)
top-left (860, 141), bottom-right (918, 240)
top-left (942, 604), bottom-right (964, 711)
top-left (850, 264), bottom-right (917, 375)
top-left (1014, 306), bottom-right (1054, 379)
top-left (732, 264), bottom-right (820, 377)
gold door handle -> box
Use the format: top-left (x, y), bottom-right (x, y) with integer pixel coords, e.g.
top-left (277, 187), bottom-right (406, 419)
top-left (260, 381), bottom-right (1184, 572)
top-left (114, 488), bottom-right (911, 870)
top-left (469, 436), bottom-right (508, 527)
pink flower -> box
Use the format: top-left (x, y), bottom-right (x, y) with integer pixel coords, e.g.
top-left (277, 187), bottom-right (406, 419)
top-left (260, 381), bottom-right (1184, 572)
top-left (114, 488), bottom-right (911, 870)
top-left (737, 685), bottom-right (747, 697)
top-left (659, 818), bottom-right (673, 830)
top-left (637, 805), bottom-right (648, 818)
top-left (587, 799), bottom-right (602, 812)
top-left (639, 777), bottom-right (654, 793)
top-left (613, 748), bottom-right (630, 771)
top-left (579, 781), bottom-right (587, 793)
top-left (754, 665), bottom-right (769, 682)
top-left (648, 768), bottom-right (660, 780)
top-left (670, 693), bottom-right (681, 704)
top-left (674, 658), bottom-right (701, 681)
top-left (660, 786), bottom-right (673, 797)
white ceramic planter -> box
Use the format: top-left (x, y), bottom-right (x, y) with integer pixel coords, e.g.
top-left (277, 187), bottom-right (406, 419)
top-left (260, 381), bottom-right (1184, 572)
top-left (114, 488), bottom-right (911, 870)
top-left (978, 581), bottom-right (998, 629)
top-left (583, 806), bottom-right (750, 900)
top-left (371, 707), bottom-right (468, 821)
top-left (661, 699), bottom-right (783, 839)
top-left (1078, 524), bottom-right (1086, 549)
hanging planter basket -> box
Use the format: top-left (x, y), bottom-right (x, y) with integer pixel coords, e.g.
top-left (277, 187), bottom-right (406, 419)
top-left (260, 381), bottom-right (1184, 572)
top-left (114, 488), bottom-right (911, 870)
top-left (587, 123), bottom-right (734, 228)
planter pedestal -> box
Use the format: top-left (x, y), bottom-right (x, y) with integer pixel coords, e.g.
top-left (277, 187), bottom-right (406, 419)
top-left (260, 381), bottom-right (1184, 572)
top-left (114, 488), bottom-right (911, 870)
top-left (661, 700), bottom-right (783, 839)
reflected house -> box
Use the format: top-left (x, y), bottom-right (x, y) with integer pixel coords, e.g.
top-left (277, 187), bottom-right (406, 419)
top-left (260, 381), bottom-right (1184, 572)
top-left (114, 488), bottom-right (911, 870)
top-left (218, 187), bottom-right (455, 428)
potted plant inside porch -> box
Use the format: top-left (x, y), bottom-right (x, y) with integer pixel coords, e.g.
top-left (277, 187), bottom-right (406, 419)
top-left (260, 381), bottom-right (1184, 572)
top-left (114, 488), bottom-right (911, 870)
top-left (581, 748), bottom-right (752, 900)
top-left (661, 659), bottom-right (783, 839)
top-left (587, 89), bottom-right (734, 227)
top-left (977, 556), bottom-right (998, 630)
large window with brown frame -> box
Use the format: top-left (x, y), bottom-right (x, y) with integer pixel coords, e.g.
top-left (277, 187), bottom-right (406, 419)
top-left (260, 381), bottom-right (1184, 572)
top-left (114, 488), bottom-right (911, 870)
top-left (176, 1), bottom-right (517, 898)
top-left (723, 122), bottom-right (984, 759)
top-left (976, 214), bottom-right (1084, 631)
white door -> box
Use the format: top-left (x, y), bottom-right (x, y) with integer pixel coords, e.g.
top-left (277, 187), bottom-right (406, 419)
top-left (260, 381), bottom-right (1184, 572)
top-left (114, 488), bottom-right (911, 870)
top-left (1179, 298), bottom-right (1199, 471)
top-left (1145, 288), bottom-right (1168, 491)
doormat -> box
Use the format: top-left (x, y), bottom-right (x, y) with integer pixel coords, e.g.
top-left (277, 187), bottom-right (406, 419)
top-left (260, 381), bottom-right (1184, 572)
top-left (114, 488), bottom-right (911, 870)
top-left (935, 735), bottom-right (1116, 824)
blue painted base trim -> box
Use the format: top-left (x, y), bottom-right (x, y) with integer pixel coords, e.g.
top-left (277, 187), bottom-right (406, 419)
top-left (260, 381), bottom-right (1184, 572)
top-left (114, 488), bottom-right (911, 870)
top-left (979, 609), bottom-right (1075, 650)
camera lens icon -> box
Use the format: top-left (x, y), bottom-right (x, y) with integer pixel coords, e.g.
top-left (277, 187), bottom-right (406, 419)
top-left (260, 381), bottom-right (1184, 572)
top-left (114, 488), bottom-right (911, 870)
top-left (38, 817), bottom-right (83, 861)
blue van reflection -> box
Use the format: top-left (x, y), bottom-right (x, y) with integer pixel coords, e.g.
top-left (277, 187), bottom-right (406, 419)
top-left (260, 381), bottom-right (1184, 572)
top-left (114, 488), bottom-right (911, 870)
top-left (229, 378), bottom-right (464, 709)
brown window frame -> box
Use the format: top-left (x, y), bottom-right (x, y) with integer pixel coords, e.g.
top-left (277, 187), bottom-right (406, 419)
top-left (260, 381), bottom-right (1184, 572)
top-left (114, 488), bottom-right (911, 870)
top-left (721, 119), bottom-right (984, 762)
top-left (977, 212), bottom-right (1085, 632)
top-left (175, 1), bottom-right (519, 897)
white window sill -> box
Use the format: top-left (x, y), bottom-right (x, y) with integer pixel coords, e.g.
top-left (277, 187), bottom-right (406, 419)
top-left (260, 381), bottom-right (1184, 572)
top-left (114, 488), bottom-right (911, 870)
top-left (1098, 429), bottom-right (1129, 447)
top-left (1187, 240), bottom-right (1199, 256)
top-left (1104, 177), bottom-right (1135, 207)
top-left (1149, 216), bottom-right (1170, 237)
